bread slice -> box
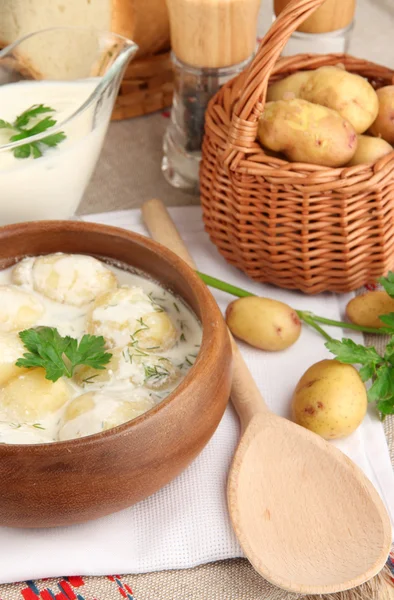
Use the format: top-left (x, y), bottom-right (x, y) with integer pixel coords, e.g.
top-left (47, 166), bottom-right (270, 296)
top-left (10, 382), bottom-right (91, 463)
top-left (0, 0), bottom-right (170, 70)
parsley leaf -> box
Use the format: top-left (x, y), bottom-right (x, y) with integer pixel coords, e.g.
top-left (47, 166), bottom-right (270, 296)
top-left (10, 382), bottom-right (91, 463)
top-left (0, 104), bottom-right (66, 159)
top-left (359, 363), bottom-right (376, 382)
top-left (16, 326), bottom-right (112, 382)
top-left (376, 398), bottom-right (394, 417)
top-left (40, 132), bottom-right (67, 147)
top-left (325, 339), bottom-right (381, 365)
top-left (14, 104), bottom-right (54, 128)
top-left (367, 365), bottom-right (394, 403)
top-left (325, 335), bottom-right (394, 419)
top-left (64, 334), bottom-right (111, 371)
top-left (378, 271), bottom-right (394, 298)
top-left (0, 119), bottom-right (14, 130)
top-left (377, 312), bottom-right (394, 335)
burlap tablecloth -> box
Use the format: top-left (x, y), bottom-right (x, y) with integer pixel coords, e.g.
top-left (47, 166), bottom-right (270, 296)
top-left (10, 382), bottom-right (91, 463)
top-left (1, 1), bottom-right (392, 598)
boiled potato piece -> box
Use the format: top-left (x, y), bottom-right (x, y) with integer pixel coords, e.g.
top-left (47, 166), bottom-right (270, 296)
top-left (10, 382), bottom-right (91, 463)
top-left (292, 359), bottom-right (367, 439)
top-left (0, 285), bottom-right (44, 332)
top-left (0, 332), bottom-right (29, 385)
top-left (88, 287), bottom-right (177, 350)
top-left (0, 368), bottom-right (70, 422)
top-left (347, 135), bottom-right (392, 166)
top-left (225, 296), bottom-right (301, 351)
top-left (299, 66), bottom-right (379, 134)
top-left (74, 347), bottom-right (181, 392)
top-left (11, 257), bottom-right (35, 287)
top-left (346, 290), bottom-right (394, 328)
top-left (258, 99), bottom-right (357, 167)
top-left (73, 348), bottom-right (122, 387)
top-left (13, 253), bottom-right (118, 306)
top-left (267, 71), bottom-right (311, 102)
top-left (141, 356), bottom-right (181, 391)
top-left (58, 391), bottom-right (155, 441)
top-left (135, 312), bottom-right (178, 351)
top-left (369, 86), bottom-right (394, 143)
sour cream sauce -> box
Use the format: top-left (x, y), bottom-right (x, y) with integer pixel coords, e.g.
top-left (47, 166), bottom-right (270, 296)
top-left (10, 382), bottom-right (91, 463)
top-left (0, 259), bottom-right (202, 444)
top-left (0, 79), bottom-right (109, 224)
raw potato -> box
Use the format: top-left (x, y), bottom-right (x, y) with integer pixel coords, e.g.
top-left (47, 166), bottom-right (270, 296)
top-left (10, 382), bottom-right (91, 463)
top-left (58, 391), bottom-right (155, 441)
top-left (346, 290), bottom-right (394, 328)
top-left (369, 86), bottom-right (394, 144)
top-left (88, 287), bottom-right (177, 349)
top-left (267, 71), bottom-right (311, 102)
top-left (299, 66), bottom-right (379, 134)
top-left (258, 99), bottom-right (357, 167)
top-left (292, 359), bottom-right (367, 439)
top-left (13, 254), bottom-right (118, 306)
top-left (225, 296), bottom-right (301, 351)
top-left (0, 285), bottom-right (44, 332)
top-left (0, 368), bottom-right (70, 422)
top-left (0, 332), bottom-right (29, 385)
top-left (347, 135), bottom-right (393, 166)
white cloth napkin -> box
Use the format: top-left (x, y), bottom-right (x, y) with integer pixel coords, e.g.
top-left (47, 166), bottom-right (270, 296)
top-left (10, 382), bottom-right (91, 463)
top-left (0, 207), bottom-right (393, 585)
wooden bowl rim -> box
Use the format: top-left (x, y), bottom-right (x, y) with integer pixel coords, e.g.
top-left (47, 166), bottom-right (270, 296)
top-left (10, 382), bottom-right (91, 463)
top-left (0, 219), bottom-right (223, 454)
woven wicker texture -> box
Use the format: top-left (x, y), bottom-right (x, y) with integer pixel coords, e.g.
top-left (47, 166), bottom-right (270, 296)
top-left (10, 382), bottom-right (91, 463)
top-left (200, 0), bottom-right (394, 294)
top-left (112, 51), bottom-right (173, 120)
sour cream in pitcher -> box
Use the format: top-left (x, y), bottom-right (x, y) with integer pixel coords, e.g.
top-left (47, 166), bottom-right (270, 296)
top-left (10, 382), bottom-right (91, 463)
top-left (0, 79), bottom-right (109, 224)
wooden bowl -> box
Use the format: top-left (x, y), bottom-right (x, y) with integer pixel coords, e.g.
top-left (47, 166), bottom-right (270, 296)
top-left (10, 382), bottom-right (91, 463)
top-left (0, 220), bottom-right (232, 528)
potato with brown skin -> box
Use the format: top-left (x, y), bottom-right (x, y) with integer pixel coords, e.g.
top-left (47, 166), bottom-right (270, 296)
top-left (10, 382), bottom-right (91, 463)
top-left (347, 135), bottom-right (392, 166)
top-left (258, 99), bottom-right (357, 167)
top-left (225, 296), bottom-right (301, 351)
top-left (267, 71), bottom-right (311, 102)
top-left (292, 359), bottom-right (367, 439)
top-left (346, 290), bottom-right (394, 328)
top-left (369, 85), bottom-right (394, 143)
top-left (299, 66), bottom-right (379, 134)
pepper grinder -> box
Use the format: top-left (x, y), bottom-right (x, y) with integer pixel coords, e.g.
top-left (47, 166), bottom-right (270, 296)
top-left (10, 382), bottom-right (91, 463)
top-left (162, 0), bottom-right (261, 193)
top-left (274, 0), bottom-right (356, 55)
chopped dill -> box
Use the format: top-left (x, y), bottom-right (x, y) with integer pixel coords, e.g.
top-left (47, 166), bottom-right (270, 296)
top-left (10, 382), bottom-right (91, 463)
top-left (185, 353), bottom-right (197, 367)
top-left (173, 302), bottom-right (180, 313)
top-left (180, 333), bottom-right (186, 342)
top-left (143, 363), bottom-right (170, 383)
top-left (148, 291), bottom-right (166, 303)
top-left (32, 423), bottom-right (45, 430)
top-left (82, 374), bottom-right (100, 384)
top-left (132, 317), bottom-right (149, 338)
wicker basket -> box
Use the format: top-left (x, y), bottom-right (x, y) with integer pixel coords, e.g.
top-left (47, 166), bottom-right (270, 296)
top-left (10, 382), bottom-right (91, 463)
top-left (200, 0), bottom-right (394, 294)
top-left (112, 50), bottom-right (173, 120)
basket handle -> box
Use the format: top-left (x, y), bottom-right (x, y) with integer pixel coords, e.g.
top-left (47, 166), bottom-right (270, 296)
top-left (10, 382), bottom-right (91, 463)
top-left (224, 0), bottom-right (327, 163)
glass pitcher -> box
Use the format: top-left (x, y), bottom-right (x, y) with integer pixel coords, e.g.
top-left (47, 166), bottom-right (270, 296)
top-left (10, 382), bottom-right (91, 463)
top-left (0, 27), bottom-right (137, 224)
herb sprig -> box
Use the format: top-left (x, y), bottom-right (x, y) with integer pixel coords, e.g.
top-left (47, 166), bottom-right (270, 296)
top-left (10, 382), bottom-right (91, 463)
top-left (0, 104), bottom-right (66, 159)
top-left (16, 326), bottom-right (112, 382)
top-left (195, 270), bottom-right (394, 419)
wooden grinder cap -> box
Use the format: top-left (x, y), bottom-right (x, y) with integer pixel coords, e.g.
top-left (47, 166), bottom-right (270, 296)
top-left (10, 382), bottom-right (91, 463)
top-left (274, 0), bottom-right (356, 33)
top-left (166, 0), bottom-right (261, 69)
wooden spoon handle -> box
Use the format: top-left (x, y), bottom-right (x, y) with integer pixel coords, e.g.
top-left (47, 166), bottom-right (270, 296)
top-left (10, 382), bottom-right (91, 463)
top-left (142, 198), bottom-right (269, 429)
top-left (141, 199), bottom-right (196, 270)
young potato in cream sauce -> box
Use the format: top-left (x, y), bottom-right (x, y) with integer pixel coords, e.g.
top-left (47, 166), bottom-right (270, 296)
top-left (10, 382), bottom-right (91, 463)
top-left (0, 253), bottom-right (202, 444)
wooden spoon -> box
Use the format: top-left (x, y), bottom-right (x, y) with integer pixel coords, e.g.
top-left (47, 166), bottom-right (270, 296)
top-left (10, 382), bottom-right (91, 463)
top-left (142, 198), bottom-right (392, 595)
